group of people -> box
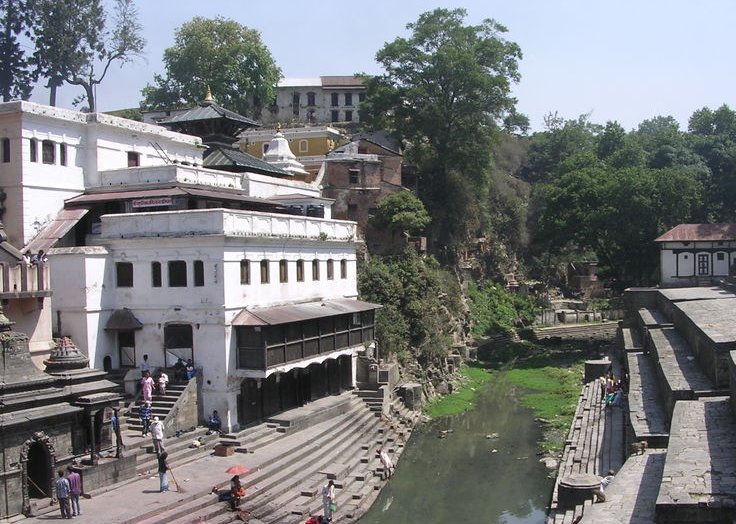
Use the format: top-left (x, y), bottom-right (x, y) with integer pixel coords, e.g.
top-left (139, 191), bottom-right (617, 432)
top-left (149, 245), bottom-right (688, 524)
top-left (600, 370), bottom-right (627, 408)
top-left (173, 357), bottom-right (197, 381)
top-left (54, 466), bottom-right (82, 519)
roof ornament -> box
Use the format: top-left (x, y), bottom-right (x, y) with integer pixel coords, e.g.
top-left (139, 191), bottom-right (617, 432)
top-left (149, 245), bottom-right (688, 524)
top-left (203, 84), bottom-right (214, 104)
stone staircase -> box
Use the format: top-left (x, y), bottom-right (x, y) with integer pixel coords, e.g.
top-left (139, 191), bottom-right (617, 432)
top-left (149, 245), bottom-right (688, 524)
top-left (129, 394), bottom-right (416, 524)
top-left (125, 383), bottom-right (188, 433)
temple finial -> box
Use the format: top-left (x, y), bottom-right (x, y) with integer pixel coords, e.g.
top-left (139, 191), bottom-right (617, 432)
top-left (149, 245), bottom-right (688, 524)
top-left (203, 84), bottom-right (214, 103)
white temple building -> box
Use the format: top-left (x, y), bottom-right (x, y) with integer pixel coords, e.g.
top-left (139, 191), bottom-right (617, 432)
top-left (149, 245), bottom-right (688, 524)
top-left (0, 100), bottom-right (378, 431)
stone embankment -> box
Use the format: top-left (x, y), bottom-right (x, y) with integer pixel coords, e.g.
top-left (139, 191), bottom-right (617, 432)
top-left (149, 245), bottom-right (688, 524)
top-left (548, 285), bottom-right (736, 524)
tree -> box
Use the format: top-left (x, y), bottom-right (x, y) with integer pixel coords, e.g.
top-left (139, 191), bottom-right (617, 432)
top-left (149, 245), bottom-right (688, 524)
top-left (141, 17), bottom-right (281, 118)
top-left (361, 8), bottom-right (523, 252)
top-left (33, 0), bottom-right (145, 111)
top-left (0, 0), bottom-right (37, 101)
top-left (369, 191), bottom-right (430, 235)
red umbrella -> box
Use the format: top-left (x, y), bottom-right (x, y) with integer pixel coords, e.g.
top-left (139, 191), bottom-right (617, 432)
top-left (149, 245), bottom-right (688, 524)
top-left (225, 465), bottom-right (250, 475)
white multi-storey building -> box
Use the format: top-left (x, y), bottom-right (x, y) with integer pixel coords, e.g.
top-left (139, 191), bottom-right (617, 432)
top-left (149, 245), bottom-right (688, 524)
top-left (0, 101), bottom-right (377, 431)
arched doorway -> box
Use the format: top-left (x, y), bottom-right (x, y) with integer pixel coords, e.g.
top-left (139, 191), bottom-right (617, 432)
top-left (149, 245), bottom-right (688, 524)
top-left (103, 355), bottom-right (112, 372)
top-left (27, 442), bottom-right (51, 499)
top-left (20, 432), bottom-right (56, 515)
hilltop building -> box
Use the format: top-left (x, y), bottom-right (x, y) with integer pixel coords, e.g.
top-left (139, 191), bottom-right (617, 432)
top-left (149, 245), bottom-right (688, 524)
top-left (656, 223), bottom-right (736, 287)
top-left (261, 76), bottom-right (366, 126)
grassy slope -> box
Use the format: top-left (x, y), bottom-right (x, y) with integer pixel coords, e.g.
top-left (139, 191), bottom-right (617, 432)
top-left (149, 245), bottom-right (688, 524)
top-left (424, 363), bottom-right (493, 418)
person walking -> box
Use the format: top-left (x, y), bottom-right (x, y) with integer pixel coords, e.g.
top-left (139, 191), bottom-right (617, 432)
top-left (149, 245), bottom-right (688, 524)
top-left (66, 466), bottom-right (82, 517)
top-left (141, 370), bottom-right (154, 402)
top-left (158, 371), bottom-right (169, 396)
top-left (55, 470), bottom-right (71, 519)
top-left (150, 416), bottom-right (165, 455)
top-left (157, 451), bottom-right (170, 492)
top-left (321, 479), bottom-right (335, 521)
top-left (139, 400), bottom-right (152, 436)
top-left (140, 354), bottom-right (150, 377)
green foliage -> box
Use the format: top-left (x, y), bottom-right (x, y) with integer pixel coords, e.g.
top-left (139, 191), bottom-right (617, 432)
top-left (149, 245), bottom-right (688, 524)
top-left (369, 191), bottom-right (430, 235)
top-left (424, 364), bottom-right (493, 418)
top-left (33, 0), bottom-right (145, 111)
top-left (361, 8), bottom-right (523, 255)
top-left (359, 249), bottom-right (459, 364)
top-left (467, 282), bottom-right (537, 336)
top-left (141, 17), bottom-right (281, 118)
top-left (0, 0), bottom-right (37, 101)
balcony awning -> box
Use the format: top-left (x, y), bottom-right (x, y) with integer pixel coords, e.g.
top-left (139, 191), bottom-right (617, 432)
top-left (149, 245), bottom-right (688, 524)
top-left (232, 299), bottom-right (381, 327)
top-left (104, 308), bottom-right (143, 331)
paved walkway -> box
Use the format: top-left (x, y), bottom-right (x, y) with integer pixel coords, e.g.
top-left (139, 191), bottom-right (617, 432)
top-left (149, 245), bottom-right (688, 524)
top-left (626, 352), bottom-right (668, 445)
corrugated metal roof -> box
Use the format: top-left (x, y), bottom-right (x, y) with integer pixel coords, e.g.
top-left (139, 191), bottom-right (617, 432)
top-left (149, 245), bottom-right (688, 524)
top-left (24, 208), bottom-right (89, 254)
top-left (66, 188), bottom-right (186, 205)
top-left (232, 299), bottom-right (381, 326)
top-left (65, 186), bottom-right (282, 209)
top-left (159, 102), bottom-right (260, 127)
top-left (204, 146), bottom-right (292, 177)
top-left (655, 224), bottom-right (736, 242)
top-left (266, 193), bottom-right (334, 204)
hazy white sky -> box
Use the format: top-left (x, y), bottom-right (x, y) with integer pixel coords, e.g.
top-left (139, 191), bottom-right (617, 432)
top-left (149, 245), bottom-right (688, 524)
top-left (29, 0), bottom-right (736, 132)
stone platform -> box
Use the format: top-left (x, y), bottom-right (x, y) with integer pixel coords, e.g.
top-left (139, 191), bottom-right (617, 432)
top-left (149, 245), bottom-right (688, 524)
top-left (626, 351), bottom-right (668, 447)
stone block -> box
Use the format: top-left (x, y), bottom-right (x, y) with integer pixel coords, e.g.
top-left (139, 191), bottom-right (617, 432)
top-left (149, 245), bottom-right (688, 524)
top-left (213, 444), bottom-right (235, 457)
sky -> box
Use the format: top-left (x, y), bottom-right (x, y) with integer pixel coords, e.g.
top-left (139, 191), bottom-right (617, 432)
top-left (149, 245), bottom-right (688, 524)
top-left (28, 0), bottom-right (736, 132)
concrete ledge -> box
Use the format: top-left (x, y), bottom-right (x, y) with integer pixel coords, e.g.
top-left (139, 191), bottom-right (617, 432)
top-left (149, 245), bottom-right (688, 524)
top-left (649, 328), bottom-right (716, 418)
top-left (656, 398), bottom-right (736, 524)
top-left (580, 450), bottom-right (666, 524)
top-left (626, 352), bottom-right (669, 446)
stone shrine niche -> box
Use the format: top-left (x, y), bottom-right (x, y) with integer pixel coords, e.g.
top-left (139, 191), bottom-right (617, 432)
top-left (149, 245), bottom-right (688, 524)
top-left (19, 432), bottom-right (57, 514)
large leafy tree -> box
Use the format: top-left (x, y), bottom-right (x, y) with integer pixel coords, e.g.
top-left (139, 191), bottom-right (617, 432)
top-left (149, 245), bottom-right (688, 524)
top-left (0, 0), bottom-right (37, 101)
top-left (32, 0), bottom-right (145, 111)
top-left (369, 191), bottom-right (430, 236)
top-left (141, 17), bottom-right (281, 118)
top-left (361, 8), bottom-right (523, 253)
top-left (687, 104), bottom-right (736, 220)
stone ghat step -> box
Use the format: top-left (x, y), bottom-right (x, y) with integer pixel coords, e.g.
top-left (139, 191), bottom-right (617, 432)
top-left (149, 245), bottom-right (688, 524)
top-left (548, 375), bottom-right (624, 520)
top-left (620, 326), bottom-right (643, 352)
top-left (626, 351), bottom-right (669, 446)
top-left (579, 449), bottom-right (666, 524)
top-left (656, 398), bottom-right (736, 524)
top-left (648, 327), bottom-right (718, 419)
top-left (638, 307), bottom-right (673, 329)
top-left (146, 398), bottom-right (373, 524)
top-left (245, 407), bottom-right (381, 521)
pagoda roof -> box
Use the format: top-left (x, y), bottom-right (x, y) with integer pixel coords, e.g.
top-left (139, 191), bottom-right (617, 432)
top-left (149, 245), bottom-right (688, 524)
top-left (159, 100), bottom-right (260, 128)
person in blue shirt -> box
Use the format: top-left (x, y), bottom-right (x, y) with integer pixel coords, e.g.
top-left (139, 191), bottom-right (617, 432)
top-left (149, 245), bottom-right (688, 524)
top-left (208, 410), bottom-right (222, 433)
top-left (139, 401), bottom-right (152, 436)
top-left (55, 470), bottom-right (71, 519)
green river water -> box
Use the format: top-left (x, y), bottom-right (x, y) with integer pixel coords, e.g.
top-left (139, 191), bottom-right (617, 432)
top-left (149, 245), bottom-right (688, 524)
top-left (359, 374), bottom-right (554, 523)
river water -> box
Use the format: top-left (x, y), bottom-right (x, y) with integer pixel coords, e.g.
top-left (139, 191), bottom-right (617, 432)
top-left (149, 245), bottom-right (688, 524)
top-left (359, 374), bottom-right (554, 523)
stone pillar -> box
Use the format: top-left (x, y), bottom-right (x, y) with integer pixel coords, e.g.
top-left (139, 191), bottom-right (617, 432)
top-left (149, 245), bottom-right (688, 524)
top-left (88, 411), bottom-right (97, 464)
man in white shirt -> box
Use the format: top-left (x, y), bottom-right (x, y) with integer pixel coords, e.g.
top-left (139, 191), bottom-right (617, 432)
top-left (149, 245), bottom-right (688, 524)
top-left (150, 416), bottom-right (165, 455)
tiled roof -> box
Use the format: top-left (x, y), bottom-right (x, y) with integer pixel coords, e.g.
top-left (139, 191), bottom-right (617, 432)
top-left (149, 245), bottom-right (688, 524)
top-left (321, 75), bottom-right (365, 88)
top-left (655, 224), bottom-right (736, 242)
